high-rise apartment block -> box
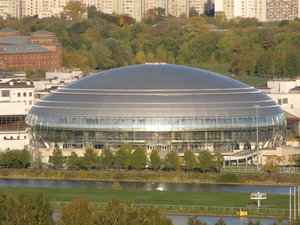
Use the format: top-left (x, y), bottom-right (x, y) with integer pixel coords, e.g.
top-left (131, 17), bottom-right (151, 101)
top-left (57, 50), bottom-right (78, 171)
top-left (215, 0), bottom-right (300, 22)
top-left (0, 0), bottom-right (211, 22)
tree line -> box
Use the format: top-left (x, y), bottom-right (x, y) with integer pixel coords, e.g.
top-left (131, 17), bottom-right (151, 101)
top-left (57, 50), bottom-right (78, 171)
top-left (49, 144), bottom-right (224, 172)
top-left (0, 192), bottom-right (298, 225)
top-left (1, 7), bottom-right (300, 78)
top-left (0, 193), bottom-right (172, 225)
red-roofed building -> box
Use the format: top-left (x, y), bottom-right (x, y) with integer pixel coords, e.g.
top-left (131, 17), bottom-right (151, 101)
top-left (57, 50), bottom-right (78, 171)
top-left (0, 28), bottom-right (62, 71)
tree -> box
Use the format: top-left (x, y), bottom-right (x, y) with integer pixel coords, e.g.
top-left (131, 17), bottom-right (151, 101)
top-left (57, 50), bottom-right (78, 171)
top-left (63, 1), bottom-right (86, 20)
top-left (150, 149), bottom-right (161, 170)
top-left (189, 7), bottom-right (199, 17)
top-left (68, 152), bottom-right (81, 169)
top-left (114, 144), bottom-right (132, 169)
top-left (1, 193), bottom-right (54, 225)
top-left (213, 152), bottom-right (224, 172)
top-left (264, 156), bottom-right (282, 174)
top-left (82, 148), bottom-right (99, 169)
top-left (131, 146), bottom-right (147, 170)
top-left (101, 147), bottom-right (114, 169)
top-left (58, 199), bottom-right (96, 225)
top-left (0, 149), bottom-right (30, 168)
top-left (187, 17), bottom-right (209, 37)
top-left (215, 11), bottom-right (228, 27)
top-left (49, 147), bottom-right (64, 168)
top-left (198, 150), bottom-right (213, 172)
top-left (18, 149), bottom-right (30, 168)
top-left (187, 216), bottom-right (208, 225)
top-left (104, 38), bottom-right (133, 67)
top-left (183, 149), bottom-right (197, 171)
top-left (164, 150), bottom-right (180, 171)
top-left (97, 198), bottom-right (173, 225)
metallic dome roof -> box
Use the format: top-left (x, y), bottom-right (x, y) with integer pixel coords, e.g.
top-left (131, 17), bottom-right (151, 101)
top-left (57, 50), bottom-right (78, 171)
top-left (29, 64), bottom-right (282, 118)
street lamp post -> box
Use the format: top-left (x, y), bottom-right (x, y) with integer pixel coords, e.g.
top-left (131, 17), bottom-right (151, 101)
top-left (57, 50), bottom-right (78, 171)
top-left (254, 105), bottom-right (261, 169)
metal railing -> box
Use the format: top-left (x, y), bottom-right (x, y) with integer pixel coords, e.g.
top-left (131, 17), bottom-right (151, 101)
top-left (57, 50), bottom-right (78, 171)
top-left (50, 201), bottom-right (290, 217)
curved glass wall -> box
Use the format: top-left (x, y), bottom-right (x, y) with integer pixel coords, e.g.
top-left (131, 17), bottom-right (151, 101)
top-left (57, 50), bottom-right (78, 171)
top-left (26, 113), bottom-right (286, 152)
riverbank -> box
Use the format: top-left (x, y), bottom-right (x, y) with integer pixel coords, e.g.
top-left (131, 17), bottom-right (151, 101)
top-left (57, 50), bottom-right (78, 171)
top-left (0, 186), bottom-right (289, 218)
top-left (0, 168), bottom-right (300, 186)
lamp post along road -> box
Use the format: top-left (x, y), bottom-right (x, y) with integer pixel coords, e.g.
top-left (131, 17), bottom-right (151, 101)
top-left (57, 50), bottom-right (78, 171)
top-left (254, 105), bottom-right (261, 169)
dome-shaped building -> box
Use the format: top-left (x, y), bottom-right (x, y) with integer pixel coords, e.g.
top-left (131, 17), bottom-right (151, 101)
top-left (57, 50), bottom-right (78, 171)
top-left (26, 64), bottom-right (285, 152)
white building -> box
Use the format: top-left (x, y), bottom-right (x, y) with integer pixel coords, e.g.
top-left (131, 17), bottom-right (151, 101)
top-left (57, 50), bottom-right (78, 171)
top-left (0, 80), bottom-right (34, 150)
top-left (3, 0), bottom-right (211, 22)
top-left (261, 79), bottom-right (300, 137)
top-left (215, 0), bottom-right (299, 22)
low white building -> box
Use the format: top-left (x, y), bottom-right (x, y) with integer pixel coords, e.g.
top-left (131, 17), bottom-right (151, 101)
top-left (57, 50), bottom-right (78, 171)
top-left (261, 79), bottom-right (300, 137)
top-left (0, 79), bottom-right (35, 150)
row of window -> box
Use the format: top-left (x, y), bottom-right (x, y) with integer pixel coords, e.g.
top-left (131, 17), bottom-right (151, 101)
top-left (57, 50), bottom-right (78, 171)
top-left (1, 90), bottom-right (33, 98)
top-left (27, 113), bottom-right (285, 129)
top-left (3, 136), bottom-right (26, 140)
top-left (17, 92), bottom-right (33, 97)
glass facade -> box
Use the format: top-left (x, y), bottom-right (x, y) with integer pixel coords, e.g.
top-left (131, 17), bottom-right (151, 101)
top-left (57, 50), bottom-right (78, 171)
top-left (26, 113), bottom-right (286, 152)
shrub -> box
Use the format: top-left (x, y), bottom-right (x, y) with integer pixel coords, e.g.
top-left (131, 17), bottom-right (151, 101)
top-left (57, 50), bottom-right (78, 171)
top-left (216, 173), bottom-right (240, 183)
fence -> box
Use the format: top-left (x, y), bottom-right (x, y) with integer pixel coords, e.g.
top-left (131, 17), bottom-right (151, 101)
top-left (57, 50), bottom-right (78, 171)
top-left (50, 201), bottom-right (290, 217)
top-left (221, 166), bottom-right (300, 174)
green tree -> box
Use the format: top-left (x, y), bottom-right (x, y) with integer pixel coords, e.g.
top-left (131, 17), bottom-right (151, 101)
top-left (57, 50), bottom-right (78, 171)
top-left (97, 198), bottom-right (173, 225)
top-left (131, 146), bottom-right (147, 170)
top-left (189, 7), bottom-right (199, 17)
top-left (1, 193), bottom-right (54, 225)
top-left (264, 156), bottom-right (282, 174)
top-left (82, 148), bottom-right (99, 169)
top-left (63, 1), bottom-right (86, 20)
top-left (58, 199), bottom-right (96, 225)
top-left (215, 218), bottom-right (226, 225)
top-left (49, 147), bottom-right (64, 168)
top-left (18, 149), bottom-right (30, 168)
top-left (183, 149), bottom-right (197, 171)
top-left (198, 150), bottom-right (213, 172)
top-left (68, 152), bottom-right (81, 169)
top-left (104, 38), bottom-right (133, 67)
top-left (164, 150), bottom-right (180, 171)
top-left (187, 216), bottom-right (208, 225)
top-left (187, 17), bottom-right (209, 37)
top-left (114, 144), bottom-right (132, 169)
top-left (213, 152), bottom-right (224, 172)
top-left (101, 147), bottom-right (114, 169)
top-left (150, 149), bottom-right (161, 171)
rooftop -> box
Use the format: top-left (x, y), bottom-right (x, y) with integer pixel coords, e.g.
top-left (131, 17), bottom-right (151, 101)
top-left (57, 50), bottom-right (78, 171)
top-left (0, 44), bottom-right (53, 54)
top-left (0, 80), bottom-right (34, 88)
top-left (31, 30), bottom-right (55, 36)
top-left (0, 28), bottom-right (19, 34)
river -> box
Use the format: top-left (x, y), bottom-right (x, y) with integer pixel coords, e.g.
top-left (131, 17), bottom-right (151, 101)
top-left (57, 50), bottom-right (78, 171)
top-left (0, 178), bottom-right (290, 194)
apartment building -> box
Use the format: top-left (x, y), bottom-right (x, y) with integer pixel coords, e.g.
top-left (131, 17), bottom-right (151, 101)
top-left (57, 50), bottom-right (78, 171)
top-left (0, 0), bottom-right (21, 19)
top-left (215, 0), bottom-right (299, 21)
top-left (2, 0), bottom-right (211, 22)
top-left (266, 0), bottom-right (299, 21)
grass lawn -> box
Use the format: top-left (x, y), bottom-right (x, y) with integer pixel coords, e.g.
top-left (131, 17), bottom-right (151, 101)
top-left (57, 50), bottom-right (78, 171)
top-left (0, 186), bottom-right (289, 209)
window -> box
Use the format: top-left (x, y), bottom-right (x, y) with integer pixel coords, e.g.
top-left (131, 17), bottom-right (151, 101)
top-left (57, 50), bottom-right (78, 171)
top-left (29, 92), bottom-right (32, 97)
top-left (1, 90), bottom-right (10, 97)
top-left (23, 92), bottom-right (27, 97)
top-left (278, 99), bottom-right (282, 105)
top-left (283, 98), bottom-right (288, 104)
top-left (17, 92), bottom-right (21, 97)
top-left (29, 100), bottom-right (32, 105)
